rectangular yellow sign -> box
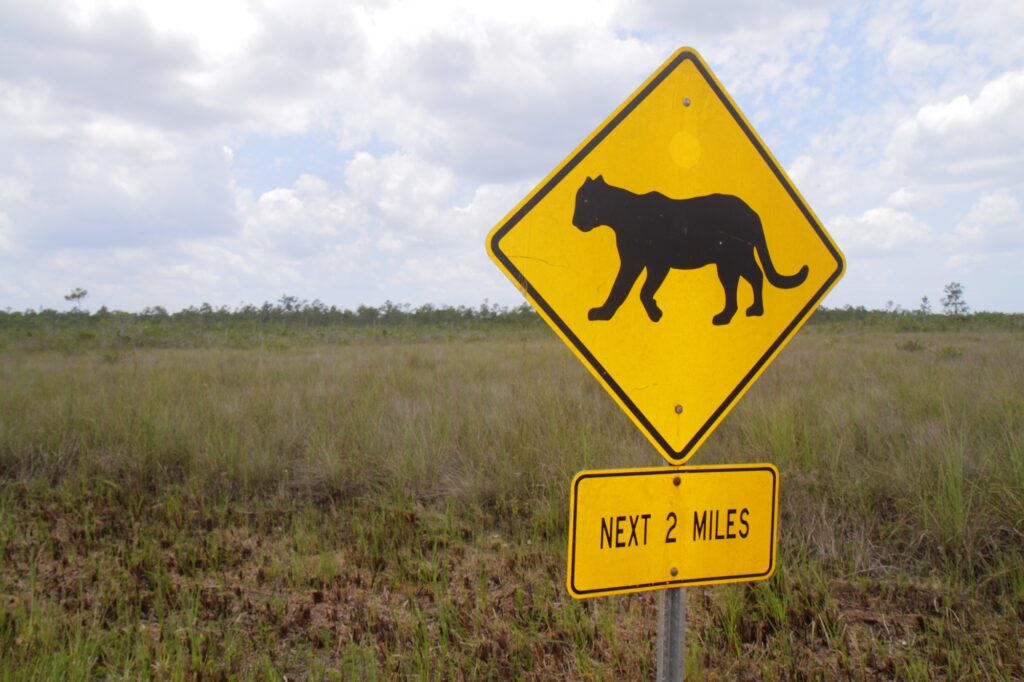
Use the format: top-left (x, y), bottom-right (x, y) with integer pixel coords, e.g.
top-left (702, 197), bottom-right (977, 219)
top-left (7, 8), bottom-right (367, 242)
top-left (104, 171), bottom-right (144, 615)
top-left (567, 464), bottom-right (778, 599)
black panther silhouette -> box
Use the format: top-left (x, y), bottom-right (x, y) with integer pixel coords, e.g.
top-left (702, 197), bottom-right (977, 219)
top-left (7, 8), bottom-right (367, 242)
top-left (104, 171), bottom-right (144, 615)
top-left (572, 176), bottom-right (808, 326)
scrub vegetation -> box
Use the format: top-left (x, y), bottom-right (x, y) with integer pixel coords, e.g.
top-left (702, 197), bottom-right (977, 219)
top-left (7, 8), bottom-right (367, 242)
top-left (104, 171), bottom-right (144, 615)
top-left (1, 303), bottom-right (1022, 679)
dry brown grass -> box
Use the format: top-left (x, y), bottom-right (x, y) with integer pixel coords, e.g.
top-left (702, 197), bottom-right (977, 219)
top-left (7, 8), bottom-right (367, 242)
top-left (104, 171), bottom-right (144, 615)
top-left (1, 326), bottom-right (1022, 678)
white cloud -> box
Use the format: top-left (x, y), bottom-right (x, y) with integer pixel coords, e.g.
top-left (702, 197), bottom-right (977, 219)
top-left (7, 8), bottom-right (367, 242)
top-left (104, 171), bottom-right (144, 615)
top-left (786, 155), bottom-right (814, 187)
top-left (345, 152), bottom-right (455, 225)
top-left (885, 36), bottom-right (953, 75)
top-left (0, 210), bottom-right (15, 255)
top-left (116, 0), bottom-right (261, 63)
top-left (944, 252), bottom-right (986, 269)
top-left (953, 189), bottom-right (1024, 250)
top-left (886, 187), bottom-right (930, 210)
top-left (220, 154), bottom-right (528, 309)
top-left (402, 257), bottom-right (490, 288)
top-left (924, 0), bottom-right (1024, 62)
top-left (888, 70), bottom-right (1024, 187)
top-left (829, 206), bottom-right (932, 257)
top-left (352, 19), bottom-right (658, 181)
top-left (616, 0), bottom-right (837, 36)
top-left (236, 174), bottom-right (367, 258)
top-left (1, 1), bottom-right (1023, 313)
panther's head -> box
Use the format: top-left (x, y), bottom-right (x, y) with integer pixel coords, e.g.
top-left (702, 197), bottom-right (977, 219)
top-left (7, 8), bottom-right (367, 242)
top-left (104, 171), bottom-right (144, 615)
top-left (572, 175), bottom-right (610, 232)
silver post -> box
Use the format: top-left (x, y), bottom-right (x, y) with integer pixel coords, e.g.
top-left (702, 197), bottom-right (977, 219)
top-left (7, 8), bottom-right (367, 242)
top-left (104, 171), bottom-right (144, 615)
top-left (658, 451), bottom-right (687, 681)
top-left (656, 586), bottom-right (687, 680)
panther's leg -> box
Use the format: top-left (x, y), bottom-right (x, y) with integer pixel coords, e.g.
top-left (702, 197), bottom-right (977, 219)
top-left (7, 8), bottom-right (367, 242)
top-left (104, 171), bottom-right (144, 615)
top-left (742, 256), bottom-right (764, 317)
top-left (713, 264), bottom-right (740, 326)
top-left (589, 258), bottom-right (643, 321)
top-left (640, 264), bottom-right (670, 322)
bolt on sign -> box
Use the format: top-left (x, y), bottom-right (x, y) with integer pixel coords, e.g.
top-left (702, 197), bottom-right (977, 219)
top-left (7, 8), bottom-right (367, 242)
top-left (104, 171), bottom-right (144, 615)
top-left (486, 47), bottom-right (844, 464)
top-left (567, 465), bottom-right (778, 599)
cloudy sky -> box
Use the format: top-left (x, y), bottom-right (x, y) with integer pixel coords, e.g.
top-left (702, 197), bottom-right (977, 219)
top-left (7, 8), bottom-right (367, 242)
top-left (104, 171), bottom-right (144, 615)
top-left (1, 0), bottom-right (1022, 313)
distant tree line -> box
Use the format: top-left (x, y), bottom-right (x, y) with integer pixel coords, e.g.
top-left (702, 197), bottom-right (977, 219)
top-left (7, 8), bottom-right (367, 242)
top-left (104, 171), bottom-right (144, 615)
top-left (807, 305), bottom-right (1023, 330)
top-left (804, 282), bottom-right (1019, 330)
top-left (1, 281), bottom-right (1020, 337)
top-left (0, 296), bottom-right (543, 329)
top-left (808, 283), bottom-right (1020, 331)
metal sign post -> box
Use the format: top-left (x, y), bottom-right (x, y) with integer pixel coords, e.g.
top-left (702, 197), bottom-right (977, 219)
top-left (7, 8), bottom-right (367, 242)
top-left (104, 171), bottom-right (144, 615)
top-left (657, 585), bottom-right (687, 681)
top-left (658, 454), bottom-right (686, 682)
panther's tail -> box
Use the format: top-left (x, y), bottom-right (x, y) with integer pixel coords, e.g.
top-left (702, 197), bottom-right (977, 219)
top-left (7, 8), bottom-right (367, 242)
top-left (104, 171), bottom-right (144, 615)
top-left (754, 228), bottom-right (808, 289)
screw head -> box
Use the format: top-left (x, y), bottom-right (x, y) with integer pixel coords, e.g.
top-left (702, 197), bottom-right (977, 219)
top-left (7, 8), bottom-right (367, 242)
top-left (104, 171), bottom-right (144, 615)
top-left (683, 97), bottom-right (691, 107)
top-left (670, 567), bottom-right (679, 577)
top-left (673, 476), bottom-right (681, 486)
top-left (674, 405), bottom-right (683, 414)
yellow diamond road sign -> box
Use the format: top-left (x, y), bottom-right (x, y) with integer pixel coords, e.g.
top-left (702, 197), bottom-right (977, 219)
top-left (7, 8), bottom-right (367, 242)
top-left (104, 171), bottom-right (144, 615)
top-left (487, 47), bottom-right (844, 464)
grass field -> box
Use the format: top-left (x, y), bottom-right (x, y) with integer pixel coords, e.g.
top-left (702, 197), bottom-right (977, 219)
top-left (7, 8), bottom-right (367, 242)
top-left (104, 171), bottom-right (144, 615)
top-left (1, 321), bottom-right (1023, 678)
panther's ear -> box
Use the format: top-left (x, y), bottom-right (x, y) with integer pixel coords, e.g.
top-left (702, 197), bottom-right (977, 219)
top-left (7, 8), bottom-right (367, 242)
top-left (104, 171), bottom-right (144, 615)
top-left (595, 175), bottom-right (605, 184)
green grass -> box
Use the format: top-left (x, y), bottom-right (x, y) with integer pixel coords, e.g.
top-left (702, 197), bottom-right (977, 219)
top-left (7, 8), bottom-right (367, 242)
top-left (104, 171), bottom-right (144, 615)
top-left (1, 325), bottom-right (1022, 678)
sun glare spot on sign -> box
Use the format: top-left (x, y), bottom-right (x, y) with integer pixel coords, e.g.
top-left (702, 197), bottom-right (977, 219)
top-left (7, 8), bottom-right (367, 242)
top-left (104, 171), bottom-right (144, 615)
top-left (487, 47), bottom-right (844, 465)
top-left (669, 132), bottom-right (701, 168)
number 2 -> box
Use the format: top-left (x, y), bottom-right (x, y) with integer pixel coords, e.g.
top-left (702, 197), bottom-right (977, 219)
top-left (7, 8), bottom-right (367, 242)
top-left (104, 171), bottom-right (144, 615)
top-left (665, 512), bottom-right (677, 543)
